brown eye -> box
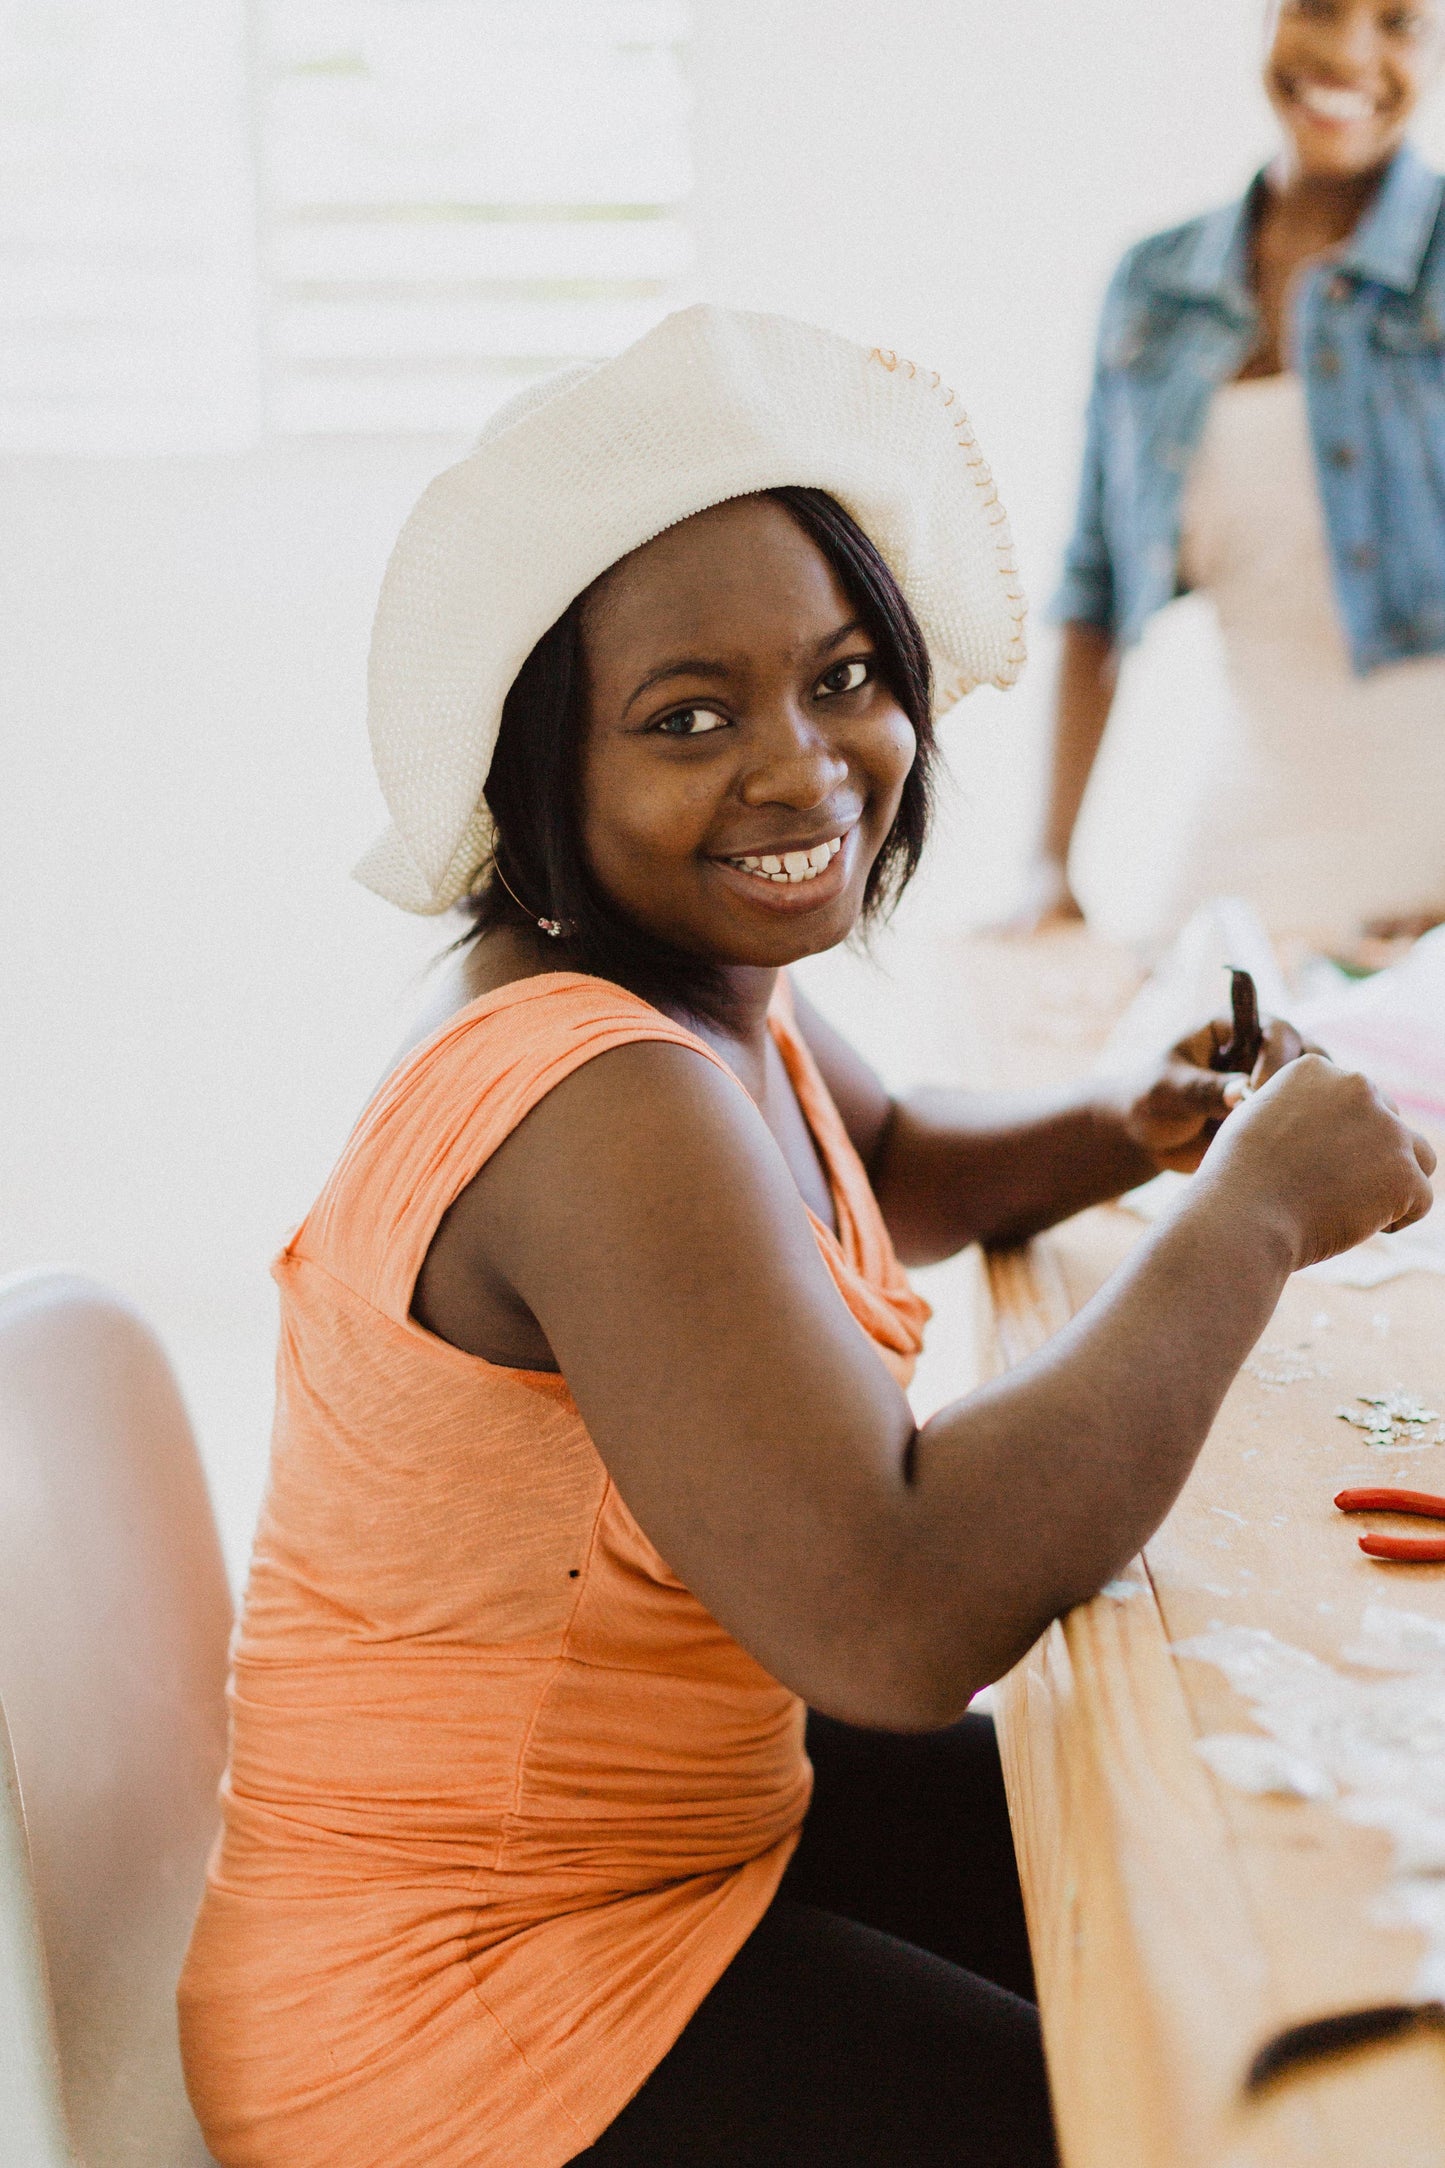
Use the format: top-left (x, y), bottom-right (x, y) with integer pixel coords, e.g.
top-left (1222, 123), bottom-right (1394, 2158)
top-left (653, 705), bottom-right (729, 737)
top-left (816, 658), bottom-right (871, 698)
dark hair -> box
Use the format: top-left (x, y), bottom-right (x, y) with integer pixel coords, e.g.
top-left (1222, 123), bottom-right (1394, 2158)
top-left (462, 486), bottom-right (936, 1027)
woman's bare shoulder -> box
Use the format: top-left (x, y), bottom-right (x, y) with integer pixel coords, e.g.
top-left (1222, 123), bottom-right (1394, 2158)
top-left (412, 1032), bottom-right (756, 1362)
top-left (421, 1026), bottom-right (914, 1710)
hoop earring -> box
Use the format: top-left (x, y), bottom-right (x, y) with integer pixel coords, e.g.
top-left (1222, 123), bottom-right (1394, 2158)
top-left (492, 857), bottom-right (573, 941)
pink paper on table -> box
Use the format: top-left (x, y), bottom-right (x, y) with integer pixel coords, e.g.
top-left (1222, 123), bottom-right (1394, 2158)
top-left (1295, 927), bottom-right (1445, 1124)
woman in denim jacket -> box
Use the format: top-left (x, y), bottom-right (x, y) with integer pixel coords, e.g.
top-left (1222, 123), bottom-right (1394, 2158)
top-left (1022, 0), bottom-right (1445, 948)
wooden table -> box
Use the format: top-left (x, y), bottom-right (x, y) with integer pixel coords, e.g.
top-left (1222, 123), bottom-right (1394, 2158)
top-left (987, 1204), bottom-right (1445, 2168)
top-left (939, 927), bottom-right (1445, 2166)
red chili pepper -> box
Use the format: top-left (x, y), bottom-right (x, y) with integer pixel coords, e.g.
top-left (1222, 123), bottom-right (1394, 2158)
top-left (1358, 1532), bottom-right (1445, 1563)
top-left (1335, 1488), bottom-right (1445, 1518)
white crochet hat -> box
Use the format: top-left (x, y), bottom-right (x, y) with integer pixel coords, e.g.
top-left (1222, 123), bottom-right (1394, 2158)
top-left (356, 304), bottom-right (1027, 915)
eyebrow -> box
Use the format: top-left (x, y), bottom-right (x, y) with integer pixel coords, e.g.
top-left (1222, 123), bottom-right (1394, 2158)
top-left (620, 619), bottom-right (869, 719)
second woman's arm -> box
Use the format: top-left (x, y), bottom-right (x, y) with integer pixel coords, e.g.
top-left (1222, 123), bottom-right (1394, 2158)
top-left (1010, 620), bottom-right (1119, 930)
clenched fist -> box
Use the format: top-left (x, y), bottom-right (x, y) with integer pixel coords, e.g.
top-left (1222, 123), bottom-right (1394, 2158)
top-left (1199, 1054), bottom-right (1436, 1269)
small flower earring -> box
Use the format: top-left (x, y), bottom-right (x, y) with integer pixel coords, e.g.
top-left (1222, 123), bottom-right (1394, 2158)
top-left (493, 860), bottom-right (574, 940)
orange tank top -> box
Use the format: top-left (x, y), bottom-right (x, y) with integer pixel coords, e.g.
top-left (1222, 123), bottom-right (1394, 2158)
top-left (179, 973), bottom-right (927, 2168)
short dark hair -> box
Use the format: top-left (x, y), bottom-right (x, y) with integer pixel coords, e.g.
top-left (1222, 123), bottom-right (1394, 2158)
top-left (462, 486), bottom-right (936, 1028)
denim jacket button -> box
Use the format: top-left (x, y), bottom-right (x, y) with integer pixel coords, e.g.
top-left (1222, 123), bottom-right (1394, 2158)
top-left (1349, 542), bottom-right (1378, 571)
top-left (1328, 442), bottom-right (1358, 469)
top-left (1314, 347), bottom-right (1342, 379)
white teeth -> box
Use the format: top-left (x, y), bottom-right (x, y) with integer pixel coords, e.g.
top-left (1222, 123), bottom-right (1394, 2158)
top-left (726, 834), bottom-right (845, 884)
top-left (1299, 83), bottom-right (1372, 122)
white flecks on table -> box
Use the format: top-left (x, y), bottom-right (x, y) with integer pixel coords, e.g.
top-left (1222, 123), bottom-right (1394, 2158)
top-left (1336, 1390), bottom-right (1445, 1452)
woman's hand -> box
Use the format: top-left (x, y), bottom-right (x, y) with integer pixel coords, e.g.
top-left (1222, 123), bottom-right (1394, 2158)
top-left (1115, 1013), bottom-right (1314, 1176)
top-left (1198, 1055), bottom-right (1436, 1271)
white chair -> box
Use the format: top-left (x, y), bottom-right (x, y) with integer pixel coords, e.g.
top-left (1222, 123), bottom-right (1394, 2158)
top-left (0, 1271), bottom-right (232, 2167)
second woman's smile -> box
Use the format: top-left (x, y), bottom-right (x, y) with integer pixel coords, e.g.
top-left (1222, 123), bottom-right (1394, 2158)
top-left (1286, 76), bottom-right (1385, 122)
top-left (1265, 0), bottom-right (1443, 176)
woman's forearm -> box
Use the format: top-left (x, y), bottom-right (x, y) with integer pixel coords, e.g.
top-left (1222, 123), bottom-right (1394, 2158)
top-left (835, 1061), bottom-right (1431, 1730)
top-left (1038, 620), bottom-right (1118, 869)
top-left (872, 1081), bottom-right (1156, 1265)
top-left (867, 1180), bottom-right (1298, 1720)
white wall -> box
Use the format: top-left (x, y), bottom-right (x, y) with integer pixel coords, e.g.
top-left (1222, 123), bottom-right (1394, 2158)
top-left (690, 0), bottom-right (1268, 559)
top-left (0, 443), bottom-right (455, 1563)
top-left (5, 2), bottom-right (1442, 1577)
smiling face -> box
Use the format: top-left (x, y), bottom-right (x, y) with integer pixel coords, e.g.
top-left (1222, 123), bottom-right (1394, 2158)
top-left (1265, 0), bottom-right (1445, 179)
top-left (574, 494), bottom-right (918, 974)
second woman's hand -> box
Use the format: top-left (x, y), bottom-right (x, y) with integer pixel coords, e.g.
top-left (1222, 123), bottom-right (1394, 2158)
top-left (989, 852), bottom-right (1086, 938)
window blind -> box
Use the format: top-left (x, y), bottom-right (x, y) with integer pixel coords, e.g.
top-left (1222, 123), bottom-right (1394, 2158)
top-left (260, 0), bottom-right (695, 433)
top-left (0, 3), bottom-right (260, 455)
top-left (0, 2), bottom-right (692, 452)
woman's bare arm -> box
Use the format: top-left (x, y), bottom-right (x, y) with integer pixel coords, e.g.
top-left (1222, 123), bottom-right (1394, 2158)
top-left (424, 1038), bottom-right (1433, 1733)
top-left (793, 988), bottom-right (1267, 1265)
top-left (1008, 620), bottom-right (1119, 931)
top-left (868, 1084), bottom-right (1155, 1260)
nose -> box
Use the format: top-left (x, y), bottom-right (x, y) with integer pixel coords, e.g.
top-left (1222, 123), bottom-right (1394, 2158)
top-left (1323, 4), bottom-right (1382, 75)
top-left (737, 697), bottom-right (850, 811)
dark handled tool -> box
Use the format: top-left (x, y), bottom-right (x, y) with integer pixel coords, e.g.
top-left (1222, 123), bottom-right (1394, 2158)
top-left (1211, 966), bottom-right (1264, 1077)
top-left (1246, 2002), bottom-right (1445, 2094)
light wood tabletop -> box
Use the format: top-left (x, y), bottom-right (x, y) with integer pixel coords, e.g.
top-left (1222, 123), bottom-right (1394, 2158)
top-left (930, 926), bottom-right (1445, 2166)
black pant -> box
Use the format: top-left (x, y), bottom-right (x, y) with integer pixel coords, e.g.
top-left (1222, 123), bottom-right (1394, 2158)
top-left (580, 1712), bottom-right (1058, 2166)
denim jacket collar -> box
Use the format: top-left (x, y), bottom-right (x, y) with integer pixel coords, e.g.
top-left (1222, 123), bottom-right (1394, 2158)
top-left (1149, 142), bottom-right (1444, 314)
top-left (1339, 144), bottom-right (1445, 289)
top-left (1157, 191), bottom-right (1256, 321)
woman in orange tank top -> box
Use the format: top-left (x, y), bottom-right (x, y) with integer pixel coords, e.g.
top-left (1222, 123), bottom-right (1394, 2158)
top-left (179, 309), bottom-right (1435, 2168)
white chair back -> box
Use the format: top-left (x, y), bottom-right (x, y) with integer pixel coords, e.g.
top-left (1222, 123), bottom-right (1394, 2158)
top-left (0, 1698), bottom-right (76, 2165)
top-left (0, 1272), bottom-right (232, 2167)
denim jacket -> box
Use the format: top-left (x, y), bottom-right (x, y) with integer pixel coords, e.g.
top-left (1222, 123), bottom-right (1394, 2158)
top-left (1053, 145), bottom-right (1445, 673)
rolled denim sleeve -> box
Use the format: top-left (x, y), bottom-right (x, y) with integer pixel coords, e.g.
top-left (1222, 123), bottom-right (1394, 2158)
top-left (1049, 359), bottom-right (1116, 634)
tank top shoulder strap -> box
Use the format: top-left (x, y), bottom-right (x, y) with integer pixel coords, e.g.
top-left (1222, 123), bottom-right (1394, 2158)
top-left (765, 975), bottom-right (930, 1367)
top-left (294, 973), bottom-right (731, 1324)
top-left (765, 974), bottom-right (884, 1282)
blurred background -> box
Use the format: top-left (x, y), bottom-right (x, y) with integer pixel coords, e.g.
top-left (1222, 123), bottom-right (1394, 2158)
top-left (5, 1), bottom-right (1442, 1580)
